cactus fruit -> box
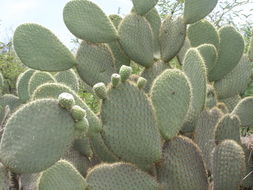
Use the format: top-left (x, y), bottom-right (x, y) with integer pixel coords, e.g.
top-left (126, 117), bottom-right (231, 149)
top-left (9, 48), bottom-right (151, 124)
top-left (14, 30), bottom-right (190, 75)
top-left (137, 77), bottom-right (147, 89)
top-left (93, 82), bottom-right (107, 99)
top-left (58, 93), bottom-right (75, 110)
top-left (13, 24), bottom-right (76, 71)
top-left (111, 74), bottom-right (121, 88)
top-left (70, 105), bottom-right (86, 122)
top-left (119, 65), bottom-right (132, 82)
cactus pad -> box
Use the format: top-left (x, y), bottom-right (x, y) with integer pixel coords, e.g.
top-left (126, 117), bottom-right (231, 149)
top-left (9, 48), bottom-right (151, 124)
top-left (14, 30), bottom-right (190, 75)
top-left (16, 69), bottom-right (35, 103)
top-left (39, 160), bottom-right (87, 190)
top-left (232, 97), bottom-right (253, 127)
top-left (63, 0), bottom-right (118, 43)
top-left (0, 99), bottom-right (75, 173)
top-left (13, 23), bottom-right (76, 71)
top-left (76, 41), bottom-right (115, 86)
top-left (55, 69), bottom-right (79, 92)
top-left (151, 69), bottom-right (191, 139)
top-left (118, 14), bottom-right (154, 67)
top-left (209, 26), bottom-right (244, 81)
top-left (214, 55), bottom-right (252, 98)
top-left (212, 140), bottom-right (246, 190)
top-left (219, 95), bottom-right (241, 112)
top-left (157, 136), bottom-right (208, 190)
top-left (214, 114), bottom-right (241, 144)
top-left (132, 0), bottom-right (158, 15)
top-left (160, 16), bottom-right (186, 62)
top-left (188, 20), bottom-right (219, 49)
top-left (101, 81), bottom-right (162, 168)
top-left (184, 0), bottom-right (218, 24)
top-left (86, 162), bottom-right (160, 190)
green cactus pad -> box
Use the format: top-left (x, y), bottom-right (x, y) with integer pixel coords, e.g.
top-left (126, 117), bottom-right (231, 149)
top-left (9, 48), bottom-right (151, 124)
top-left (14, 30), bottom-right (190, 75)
top-left (232, 97), bottom-right (253, 127)
top-left (55, 69), bottom-right (79, 92)
top-left (101, 82), bottom-right (162, 168)
top-left (0, 163), bottom-right (9, 190)
top-left (87, 162), bottom-right (160, 190)
top-left (0, 99), bottom-right (75, 173)
top-left (160, 16), bottom-right (186, 62)
top-left (205, 84), bottom-right (217, 109)
top-left (76, 41), bottom-right (115, 86)
top-left (194, 108), bottom-right (223, 169)
top-left (151, 69), bottom-right (191, 139)
top-left (39, 160), bottom-right (87, 190)
top-left (182, 48), bottom-right (207, 132)
top-left (145, 8), bottom-right (161, 58)
top-left (131, 0), bottom-right (158, 15)
top-left (0, 94), bottom-right (22, 112)
top-left (141, 61), bottom-right (170, 93)
top-left (188, 20), bottom-right (219, 49)
top-left (73, 137), bottom-right (93, 158)
top-left (90, 133), bottom-right (119, 163)
top-left (197, 44), bottom-right (217, 74)
top-left (241, 136), bottom-right (253, 188)
top-left (63, 147), bottom-right (91, 176)
top-left (118, 14), bottom-right (154, 67)
top-left (16, 69), bottom-right (35, 103)
top-left (157, 136), bottom-right (208, 190)
top-left (108, 41), bottom-right (130, 71)
top-left (214, 55), bottom-right (252, 99)
top-left (184, 0), bottom-right (218, 24)
top-left (63, 0), bottom-right (118, 43)
top-left (32, 83), bottom-right (102, 134)
top-left (13, 23), bottom-right (76, 71)
top-left (212, 140), bottom-right (245, 190)
top-left (109, 14), bottom-right (122, 29)
top-left (215, 114), bottom-right (241, 144)
top-left (249, 35), bottom-right (253, 61)
top-left (119, 65), bottom-right (132, 82)
top-left (177, 38), bottom-right (191, 64)
top-left (219, 95), bottom-right (241, 112)
top-left (29, 71), bottom-right (56, 95)
top-left (209, 26), bottom-right (245, 81)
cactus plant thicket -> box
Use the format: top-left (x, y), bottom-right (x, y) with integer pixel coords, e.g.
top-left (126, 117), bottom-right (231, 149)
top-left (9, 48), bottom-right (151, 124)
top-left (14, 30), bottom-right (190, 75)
top-left (1, 0), bottom-right (253, 189)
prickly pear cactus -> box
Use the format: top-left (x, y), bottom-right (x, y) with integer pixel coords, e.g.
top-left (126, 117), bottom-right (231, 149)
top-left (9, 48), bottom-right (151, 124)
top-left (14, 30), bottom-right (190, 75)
top-left (1, 0), bottom-right (252, 189)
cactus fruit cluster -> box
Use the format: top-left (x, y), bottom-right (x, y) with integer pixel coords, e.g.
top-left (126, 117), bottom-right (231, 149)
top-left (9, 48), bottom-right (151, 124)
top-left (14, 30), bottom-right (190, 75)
top-left (0, 0), bottom-right (253, 189)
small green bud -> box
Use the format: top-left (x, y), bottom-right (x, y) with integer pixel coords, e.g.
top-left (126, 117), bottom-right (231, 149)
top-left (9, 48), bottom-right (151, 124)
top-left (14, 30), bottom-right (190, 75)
top-left (111, 73), bottom-right (121, 88)
top-left (93, 82), bottom-right (107, 99)
top-left (74, 117), bottom-right (89, 132)
top-left (137, 77), bottom-right (147, 89)
top-left (71, 105), bottom-right (87, 121)
top-left (58, 92), bottom-right (75, 110)
top-left (119, 65), bottom-right (132, 82)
